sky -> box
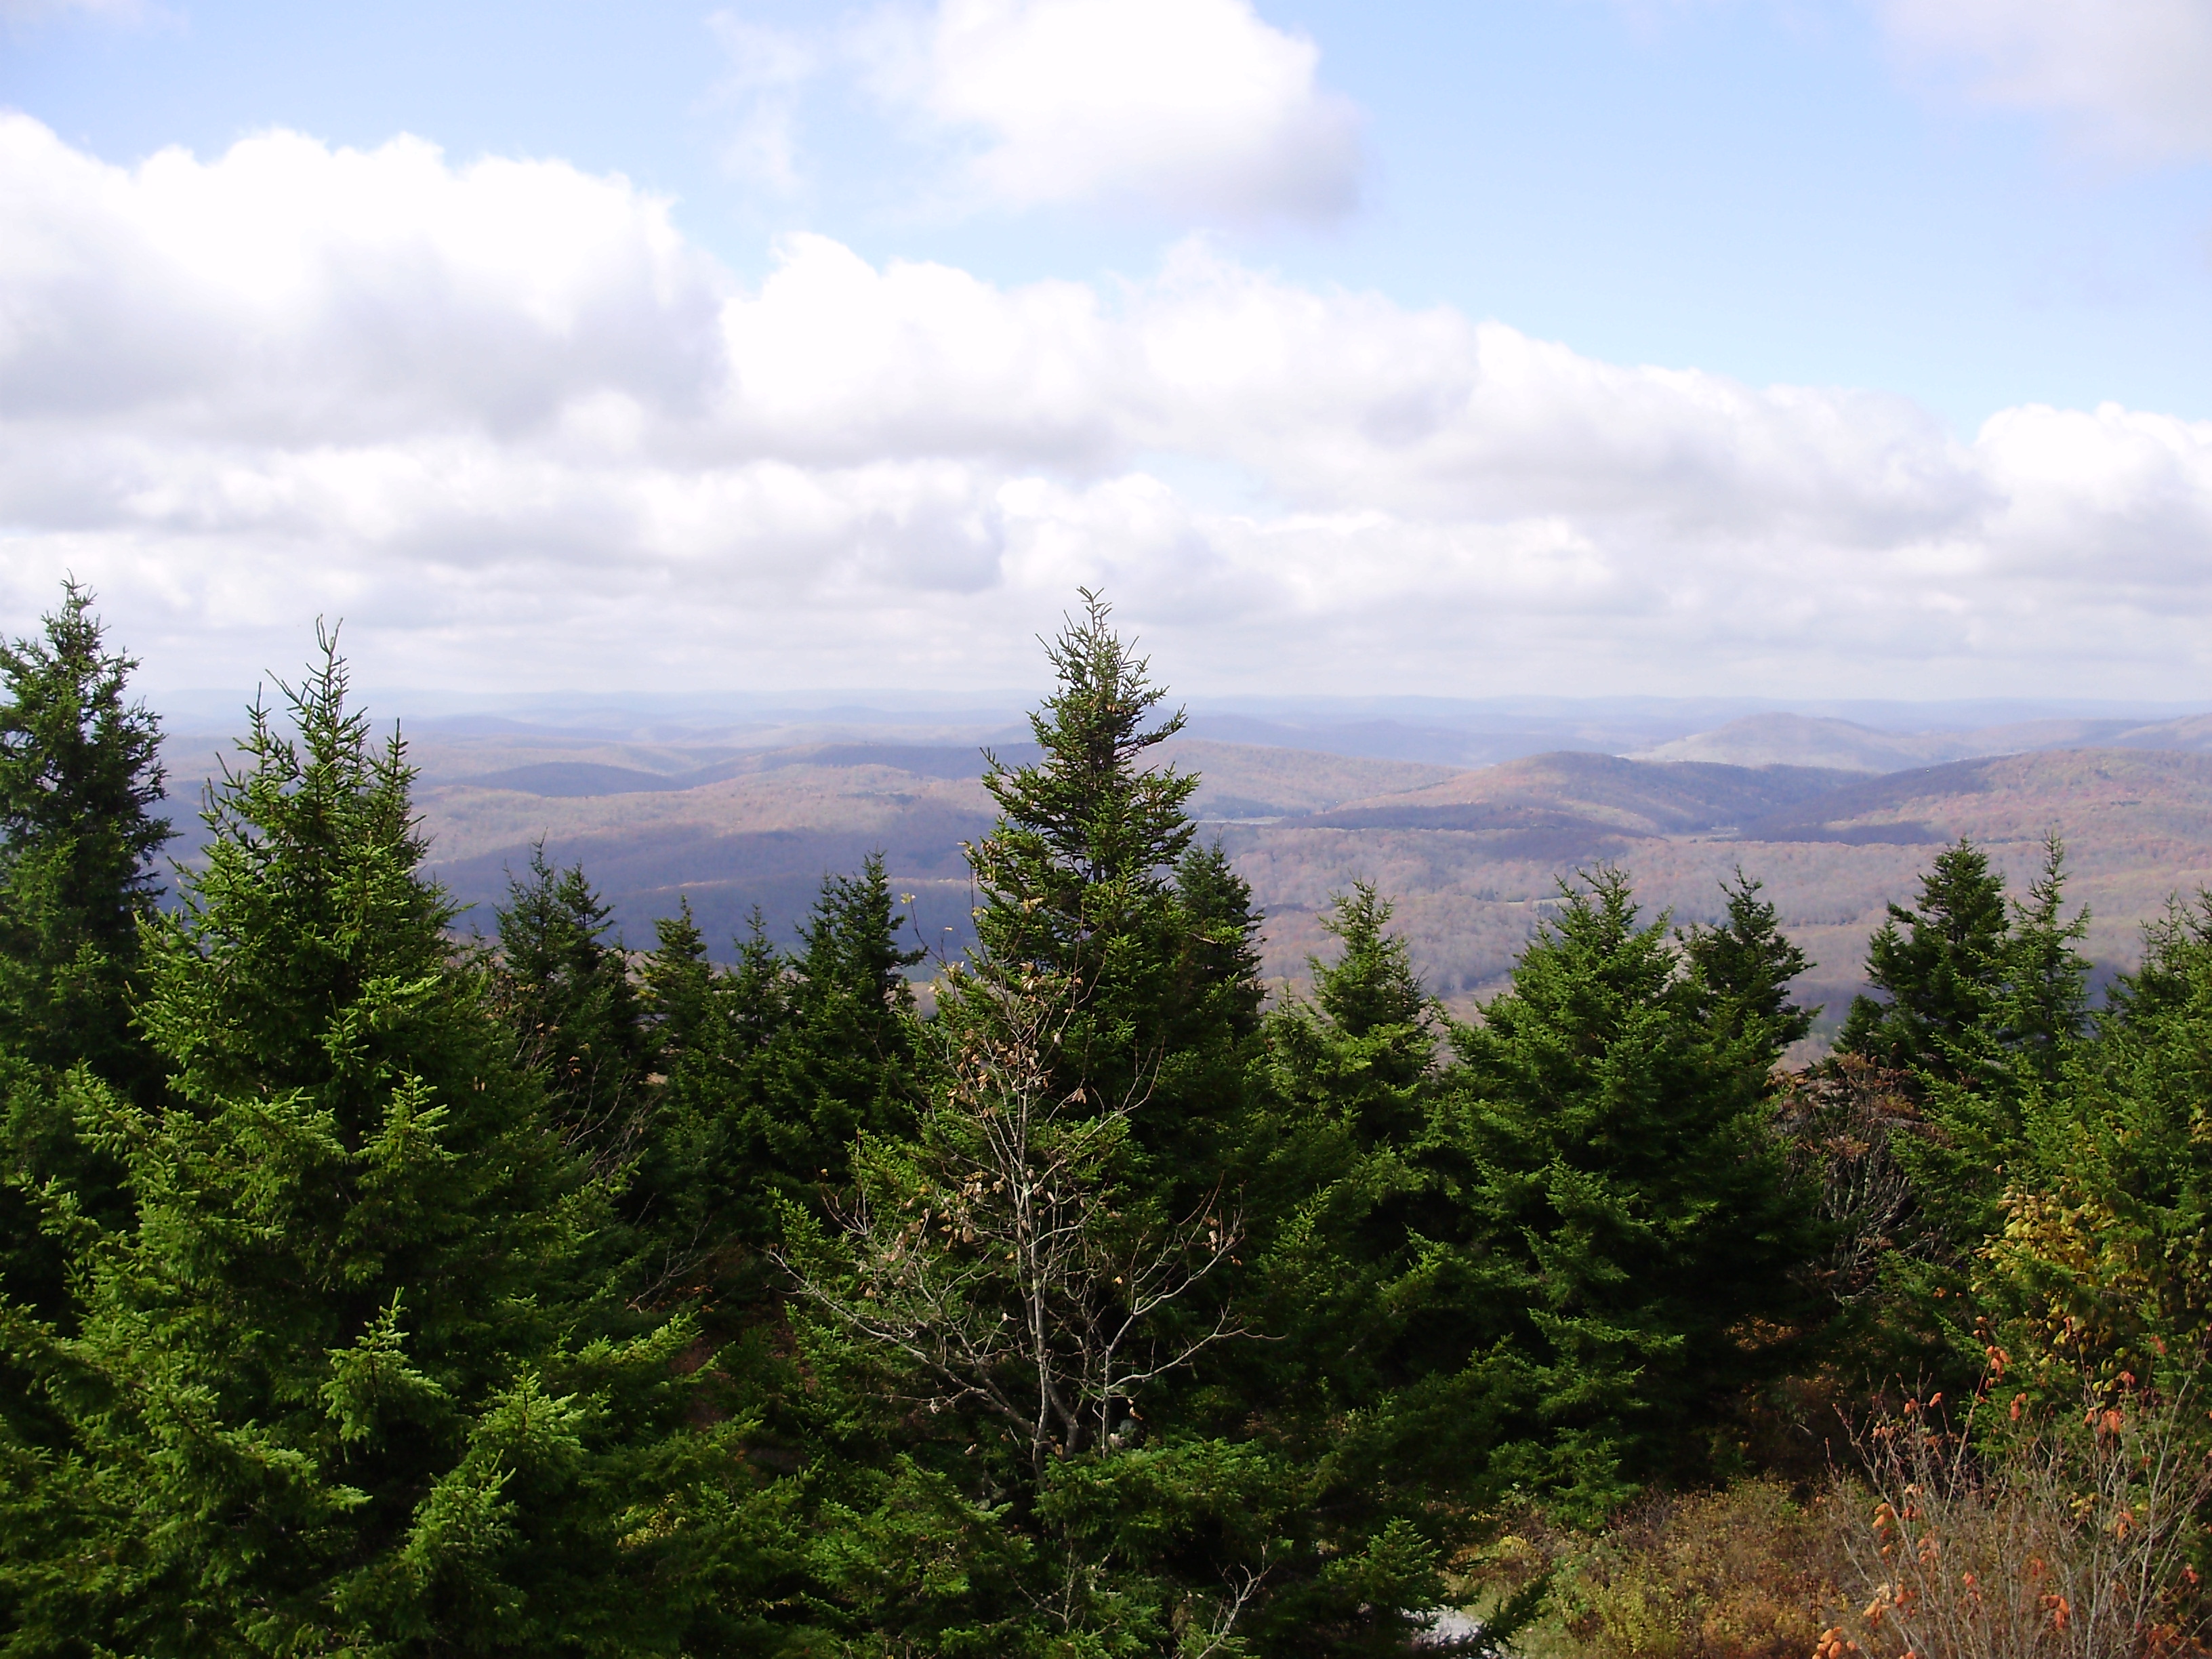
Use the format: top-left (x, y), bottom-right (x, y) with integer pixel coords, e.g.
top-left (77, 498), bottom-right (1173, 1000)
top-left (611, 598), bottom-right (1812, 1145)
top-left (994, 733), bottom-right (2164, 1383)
top-left (3, 0), bottom-right (2211, 700)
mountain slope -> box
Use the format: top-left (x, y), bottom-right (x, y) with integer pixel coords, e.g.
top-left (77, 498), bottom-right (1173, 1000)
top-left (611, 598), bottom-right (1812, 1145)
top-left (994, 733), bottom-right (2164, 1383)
top-left (1310, 752), bottom-right (1864, 835)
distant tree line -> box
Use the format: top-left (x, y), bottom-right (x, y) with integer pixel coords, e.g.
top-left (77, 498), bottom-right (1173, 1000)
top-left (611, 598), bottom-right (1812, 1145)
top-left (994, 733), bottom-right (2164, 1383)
top-left (0, 583), bottom-right (2203, 1655)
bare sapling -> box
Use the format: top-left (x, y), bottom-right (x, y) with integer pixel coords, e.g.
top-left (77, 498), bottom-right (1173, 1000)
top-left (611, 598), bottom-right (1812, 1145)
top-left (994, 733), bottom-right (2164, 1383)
top-left (776, 970), bottom-right (1244, 1478)
top-left (1824, 1358), bottom-right (2212, 1659)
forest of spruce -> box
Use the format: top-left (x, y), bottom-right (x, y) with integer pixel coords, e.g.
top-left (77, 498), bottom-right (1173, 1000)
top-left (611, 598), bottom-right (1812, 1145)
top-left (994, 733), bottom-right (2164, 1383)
top-left (6, 583), bottom-right (2212, 1659)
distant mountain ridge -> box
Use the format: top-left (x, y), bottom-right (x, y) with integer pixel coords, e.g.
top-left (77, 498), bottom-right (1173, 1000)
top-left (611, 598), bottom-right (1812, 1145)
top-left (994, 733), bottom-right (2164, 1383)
top-left (1313, 752), bottom-right (1862, 834)
top-left (1634, 712), bottom-right (2212, 773)
top-left (155, 712), bottom-right (2212, 1045)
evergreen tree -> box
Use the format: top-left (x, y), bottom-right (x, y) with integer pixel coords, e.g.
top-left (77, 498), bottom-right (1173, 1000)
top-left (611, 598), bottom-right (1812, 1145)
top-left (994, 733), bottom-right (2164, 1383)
top-left (1437, 870), bottom-right (1811, 1506)
top-left (1236, 886), bottom-right (1521, 1650)
top-left (488, 843), bottom-right (650, 1177)
top-left (775, 856), bottom-right (926, 1163)
top-left (1987, 836), bottom-right (2092, 1090)
top-left (0, 579), bottom-right (170, 1084)
top-left (630, 865), bottom-right (925, 1304)
top-left (1172, 837), bottom-right (1268, 1046)
top-left (1826, 840), bottom-right (2093, 1330)
top-left (1970, 893), bottom-right (2212, 1419)
top-left (784, 609), bottom-right (1452, 1656)
top-left (1269, 882), bottom-right (1433, 1151)
top-left (1680, 869), bottom-right (1816, 1069)
top-left (966, 592), bottom-right (1196, 993)
top-left (1838, 838), bottom-right (2011, 1082)
top-left (626, 898), bottom-right (728, 1303)
top-left (951, 592), bottom-right (1257, 1198)
top-left (0, 582), bottom-right (171, 1322)
top-left (0, 640), bottom-right (796, 1654)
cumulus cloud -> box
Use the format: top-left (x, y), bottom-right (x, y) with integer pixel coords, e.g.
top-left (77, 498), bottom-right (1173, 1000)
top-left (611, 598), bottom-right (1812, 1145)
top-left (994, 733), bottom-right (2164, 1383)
top-left (861, 0), bottom-right (1364, 222)
top-left (3, 113), bottom-right (2212, 696)
top-left (1878, 0), bottom-right (2212, 161)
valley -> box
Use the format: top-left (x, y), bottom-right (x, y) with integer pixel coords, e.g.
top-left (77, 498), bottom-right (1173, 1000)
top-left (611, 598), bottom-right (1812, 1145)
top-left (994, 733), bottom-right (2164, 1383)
top-left (155, 704), bottom-right (2212, 1037)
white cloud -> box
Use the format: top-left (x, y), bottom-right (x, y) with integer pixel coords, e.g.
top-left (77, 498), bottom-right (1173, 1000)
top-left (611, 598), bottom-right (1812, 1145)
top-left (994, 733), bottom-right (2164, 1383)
top-left (1878, 0), bottom-right (2212, 161)
top-left (706, 15), bottom-right (816, 192)
top-left (863, 0), bottom-right (1364, 221)
top-left (5, 114), bottom-right (2212, 697)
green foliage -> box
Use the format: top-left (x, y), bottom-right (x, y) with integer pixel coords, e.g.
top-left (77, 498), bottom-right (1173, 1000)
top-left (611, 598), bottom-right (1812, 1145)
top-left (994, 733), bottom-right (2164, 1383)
top-left (0, 580), bottom-right (170, 1084)
top-left (0, 582), bottom-right (171, 1325)
top-left (1838, 838), bottom-right (2013, 1082)
top-left (1436, 870), bottom-right (1815, 1508)
top-left (30, 589), bottom-right (2203, 1650)
top-left (966, 590), bottom-right (1197, 997)
top-left (1242, 886), bottom-right (1511, 1637)
top-left (489, 842), bottom-right (651, 1177)
top-left (1680, 869), bottom-right (1816, 1066)
top-left (634, 859), bottom-right (926, 1295)
top-left (1971, 893), bottom-right (2212, 1397)
top-left (0, 638), bottom-right (798, 1654)
top-left (1270, 882), bottom-right (1433, 1150)
top-left (953, 591), bottom-right (1254, 1194)
top-left (1837, 840), bottom-right (2093, 1292)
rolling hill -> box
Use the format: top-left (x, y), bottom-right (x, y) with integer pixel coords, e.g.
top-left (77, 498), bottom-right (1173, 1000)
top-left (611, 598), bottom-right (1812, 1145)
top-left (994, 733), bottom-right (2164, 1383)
top-left (1637, 711), bottom-right (2212, 773)
top-left (154, 714), bottom-right (2212, 1049)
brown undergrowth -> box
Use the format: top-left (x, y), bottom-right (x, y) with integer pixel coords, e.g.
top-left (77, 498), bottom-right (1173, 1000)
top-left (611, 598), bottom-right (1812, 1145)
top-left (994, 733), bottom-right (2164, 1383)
top-left (1454, 1368), bottom-right (2212, 1659)
top-left (1818, 1373), bottom-right (2212, 1659)
top-left (1461, 1477), bottom-right (1850, 1659)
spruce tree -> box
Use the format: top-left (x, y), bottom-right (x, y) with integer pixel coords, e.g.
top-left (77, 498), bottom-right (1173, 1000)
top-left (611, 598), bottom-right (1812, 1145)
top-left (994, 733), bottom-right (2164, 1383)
top-left (1839, 838), bottom-right (2011, 1082)
top-left (0, 579), bottom-right (170, 1083)
top-left (1885, 839), bottom-right (2094, 1306)
top-left (0, 582), bottom-right (171, 1322)
top-left (487, 843), bottom-right (650, 1177)
top-left (1437, 869), bottom-right (1811, 1504)
top-left (0, 639), bottom-right (796, 1654)
top-left (1172, 837), bottom-right (1268, 1046)
top-left (1269, 882), bottom-right (1433, 1151)
top-left (951, 591), bottom-right (1254, 1195)
top-left (1970, 895), bottom-right (2212, 1397)
top-left (630, 865), bottom-right (925, 1303)
top-left (1681, 869), bottom-right (1815, 1069)
top-left (774, 856), bottom-right (926, 1164)
top-left (784, 605), bottom-right (1448, 1656)
top-left (1243, 886), bottom-right (1517, 1643)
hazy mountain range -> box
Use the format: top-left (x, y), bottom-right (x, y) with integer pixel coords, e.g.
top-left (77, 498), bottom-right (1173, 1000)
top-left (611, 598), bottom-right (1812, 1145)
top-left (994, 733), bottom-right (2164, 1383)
top-left (152, 693), bottom-right (2212, 1042)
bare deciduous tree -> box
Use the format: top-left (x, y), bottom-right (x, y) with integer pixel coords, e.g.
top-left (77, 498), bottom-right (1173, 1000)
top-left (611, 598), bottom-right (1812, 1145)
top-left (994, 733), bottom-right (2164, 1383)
top-left (1775, 1054), bottom-right (1931, 1302)
top-left (777, 972), bottom-right (1242, 1479)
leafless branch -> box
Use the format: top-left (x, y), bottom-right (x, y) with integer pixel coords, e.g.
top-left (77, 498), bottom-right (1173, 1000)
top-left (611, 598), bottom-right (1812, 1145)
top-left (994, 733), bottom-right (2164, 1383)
top-left (777, 970), bottom-right (1244, 1475)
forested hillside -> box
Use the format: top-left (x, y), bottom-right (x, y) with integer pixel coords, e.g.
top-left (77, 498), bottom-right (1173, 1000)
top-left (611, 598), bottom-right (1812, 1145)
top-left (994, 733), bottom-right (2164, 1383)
top-left (168, 710), bottom-right (2212, 1042)
top-left (6, 587), bottom-right (2212, 1656)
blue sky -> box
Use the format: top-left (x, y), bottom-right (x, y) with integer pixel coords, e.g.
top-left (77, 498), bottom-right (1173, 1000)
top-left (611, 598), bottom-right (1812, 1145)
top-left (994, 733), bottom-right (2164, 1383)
top-left (3, 0), bottom-right (2211, 697)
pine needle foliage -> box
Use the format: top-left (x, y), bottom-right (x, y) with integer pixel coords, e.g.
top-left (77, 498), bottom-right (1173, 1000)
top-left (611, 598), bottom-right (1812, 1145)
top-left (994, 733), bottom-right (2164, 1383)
top-left (1437, 869), bottom-right (1814, 1509)
top-left (0, 636), bottom-right (798, 1655)
top-left (0, 582), bottom-right (171, 1326)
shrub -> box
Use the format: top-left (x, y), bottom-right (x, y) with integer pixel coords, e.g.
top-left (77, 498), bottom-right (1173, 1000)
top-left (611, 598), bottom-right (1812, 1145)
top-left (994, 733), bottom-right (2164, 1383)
top-left (1465, 1479), bottom-right (1845, 1659)
top-left (1826, 1374), bottom-right (2212, 1659)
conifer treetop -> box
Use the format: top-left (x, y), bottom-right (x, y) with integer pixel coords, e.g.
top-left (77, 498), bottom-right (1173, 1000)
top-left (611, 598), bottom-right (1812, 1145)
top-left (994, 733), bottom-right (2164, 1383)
top-left (976, 589), bottom-right (1197, 899)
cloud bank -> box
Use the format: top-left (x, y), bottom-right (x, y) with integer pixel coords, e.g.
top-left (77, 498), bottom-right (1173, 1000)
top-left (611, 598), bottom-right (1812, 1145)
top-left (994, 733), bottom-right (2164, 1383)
top-left (1880, 0), bottom-right (2212, 162)
top-left (2, 113), bottom-right (2210, 696)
